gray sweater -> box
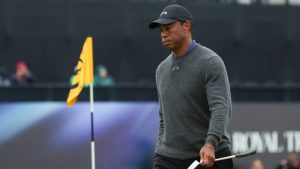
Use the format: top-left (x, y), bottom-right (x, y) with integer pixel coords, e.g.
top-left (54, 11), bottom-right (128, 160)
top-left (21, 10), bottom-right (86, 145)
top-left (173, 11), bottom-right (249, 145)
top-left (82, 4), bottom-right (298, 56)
top-left (155, 44), bottom-right (232, 159)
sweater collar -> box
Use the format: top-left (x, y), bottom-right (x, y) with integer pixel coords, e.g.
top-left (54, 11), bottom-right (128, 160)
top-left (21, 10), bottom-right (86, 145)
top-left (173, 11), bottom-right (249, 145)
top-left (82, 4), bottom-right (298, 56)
top-left (172, 40), bottom-right (197, 60)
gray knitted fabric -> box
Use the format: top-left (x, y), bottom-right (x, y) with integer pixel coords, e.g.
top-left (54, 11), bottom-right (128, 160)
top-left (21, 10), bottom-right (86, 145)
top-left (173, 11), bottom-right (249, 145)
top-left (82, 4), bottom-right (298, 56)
top-left (155, 44), bottom-right (232, 159)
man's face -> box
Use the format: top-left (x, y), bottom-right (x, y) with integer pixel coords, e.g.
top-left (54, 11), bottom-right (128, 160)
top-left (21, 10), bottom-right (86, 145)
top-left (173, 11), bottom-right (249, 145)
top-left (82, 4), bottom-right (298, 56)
top-left (16, 66), bottom-right (29, 78)
top-left (99, 68), bottom-right (108, 78)
top-left (158, 21), bottom-right (186, 50)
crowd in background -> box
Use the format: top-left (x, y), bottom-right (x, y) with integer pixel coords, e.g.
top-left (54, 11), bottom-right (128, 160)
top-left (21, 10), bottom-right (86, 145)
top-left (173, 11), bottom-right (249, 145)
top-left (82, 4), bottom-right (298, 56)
top-left (250, 153), bottom-right (300, 169)
top-left (0, 61), bottom-right (36, 86)
top-left (0, 61), bottom-right (115, 87)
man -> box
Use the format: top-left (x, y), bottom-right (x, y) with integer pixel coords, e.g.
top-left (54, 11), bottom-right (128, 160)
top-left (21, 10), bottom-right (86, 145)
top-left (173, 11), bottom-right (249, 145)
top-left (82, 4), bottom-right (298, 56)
top-left (11, 60), bottom-right (35, 85)
top-left (149, 4), bottom-right (233, 169)
top-left (277, 153), bottom-right (300, 169)
top-left (250, 159), bottom-right (265, 169)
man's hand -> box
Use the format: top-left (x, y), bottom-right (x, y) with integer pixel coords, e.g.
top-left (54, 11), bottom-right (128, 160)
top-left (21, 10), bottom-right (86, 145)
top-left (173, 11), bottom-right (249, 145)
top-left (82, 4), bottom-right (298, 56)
top-left (199, 143), bottom-right (215, 168)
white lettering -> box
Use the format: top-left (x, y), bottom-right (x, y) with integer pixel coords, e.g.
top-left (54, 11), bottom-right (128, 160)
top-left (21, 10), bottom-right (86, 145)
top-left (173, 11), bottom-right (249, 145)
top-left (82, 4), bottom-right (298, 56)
top-left (232, 131), bottom-right (300, 154)
top-left (160, 11), bottom-right (167, 16)
top-left (284, 131), bottom-right (294, 152)
top-left (248, 131), bottom-right (264, 153)
top-left (232, 132), bottom-right (248, 153)
top-left (295, 132), bottom-right (300, 152)
top-left (263, 131), bottom-right (284, 153)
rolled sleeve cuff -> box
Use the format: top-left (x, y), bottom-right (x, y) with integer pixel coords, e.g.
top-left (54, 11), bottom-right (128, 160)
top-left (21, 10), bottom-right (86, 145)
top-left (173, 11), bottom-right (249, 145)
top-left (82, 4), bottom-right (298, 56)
top-left (206, 135), bottom-right (219, 150)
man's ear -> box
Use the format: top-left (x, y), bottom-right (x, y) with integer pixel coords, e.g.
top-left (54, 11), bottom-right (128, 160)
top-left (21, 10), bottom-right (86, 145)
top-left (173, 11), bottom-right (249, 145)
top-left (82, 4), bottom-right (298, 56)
top-left (183, 21), bottom-right (192, 32)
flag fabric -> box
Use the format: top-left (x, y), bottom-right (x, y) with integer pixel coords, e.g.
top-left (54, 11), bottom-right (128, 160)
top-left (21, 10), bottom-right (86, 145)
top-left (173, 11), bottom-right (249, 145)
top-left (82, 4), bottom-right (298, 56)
top-left (67, 37), bottom-right (94, 107)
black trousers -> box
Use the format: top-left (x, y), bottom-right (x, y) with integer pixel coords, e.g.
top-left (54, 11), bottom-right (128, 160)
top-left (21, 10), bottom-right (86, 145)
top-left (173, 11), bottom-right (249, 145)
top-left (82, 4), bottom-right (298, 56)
top-left (153, 148), bottom-right (233, 169)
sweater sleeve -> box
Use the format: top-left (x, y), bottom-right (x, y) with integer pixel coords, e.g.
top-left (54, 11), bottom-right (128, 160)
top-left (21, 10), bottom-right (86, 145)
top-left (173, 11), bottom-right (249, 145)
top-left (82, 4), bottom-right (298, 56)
top-left (156, 67), bottom-right (164, 138)
top-left (204, 55), bottom-right (232, 149)
top-left (158, 92), bottom-right (164, 137)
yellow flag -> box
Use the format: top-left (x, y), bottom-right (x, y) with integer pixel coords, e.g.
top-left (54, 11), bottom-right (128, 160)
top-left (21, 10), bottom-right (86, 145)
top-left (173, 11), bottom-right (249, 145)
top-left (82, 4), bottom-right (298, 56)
top-left (67, 37), bottom-right (94, 107)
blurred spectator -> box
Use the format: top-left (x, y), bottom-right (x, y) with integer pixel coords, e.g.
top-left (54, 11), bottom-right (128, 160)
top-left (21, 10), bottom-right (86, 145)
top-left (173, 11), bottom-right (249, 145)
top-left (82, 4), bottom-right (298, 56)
top-left (0, 66), bottom-right (10, 86)
top-left (277, 153), bottom-right (300, 169)
top-left (11, 61), bottom-right (35, 85)
top-left (250, 159), bottom-right (265, 169)
top-left (69, 74), bottom-right (75, 86)
top-left (94, 64), bottom-right (115, 87)
top-left (69, 67), bottom-right (89, 87)
top-left (289, 154), bottom-right (300, 169)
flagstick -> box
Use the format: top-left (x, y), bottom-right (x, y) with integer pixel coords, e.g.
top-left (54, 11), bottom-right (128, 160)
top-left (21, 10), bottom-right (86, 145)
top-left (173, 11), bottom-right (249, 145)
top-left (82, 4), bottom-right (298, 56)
top-left (89, 83), bottom-right (96, 169)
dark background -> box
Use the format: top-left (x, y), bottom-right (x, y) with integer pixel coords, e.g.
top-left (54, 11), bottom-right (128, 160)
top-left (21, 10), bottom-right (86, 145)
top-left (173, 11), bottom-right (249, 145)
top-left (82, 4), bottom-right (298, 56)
top-left (0, 0), bottom-right (299, 84)
top-left (0, 1), bottom-right (300, 169)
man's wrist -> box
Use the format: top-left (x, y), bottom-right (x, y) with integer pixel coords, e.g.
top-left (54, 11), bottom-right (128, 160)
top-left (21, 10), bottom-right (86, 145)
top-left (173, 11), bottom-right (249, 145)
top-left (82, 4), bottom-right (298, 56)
top-left (204, 143), bottom-right (215, 152)
top-left (205, 140), bottom-right (216, 152)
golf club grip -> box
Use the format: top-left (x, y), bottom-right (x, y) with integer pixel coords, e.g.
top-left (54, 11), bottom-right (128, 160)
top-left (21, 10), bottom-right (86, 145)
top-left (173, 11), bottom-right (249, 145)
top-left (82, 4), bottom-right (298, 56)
top-left (235, 150), bottom-right (256, 158)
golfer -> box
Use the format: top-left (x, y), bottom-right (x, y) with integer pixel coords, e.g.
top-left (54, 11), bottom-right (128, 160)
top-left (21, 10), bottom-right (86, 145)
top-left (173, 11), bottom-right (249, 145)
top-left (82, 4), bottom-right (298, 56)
top-left (149, 4), bottom-right (233, 169)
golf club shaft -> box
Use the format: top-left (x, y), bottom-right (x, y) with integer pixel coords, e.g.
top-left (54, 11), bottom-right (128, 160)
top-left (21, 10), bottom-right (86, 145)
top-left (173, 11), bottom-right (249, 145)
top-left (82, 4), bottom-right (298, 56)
top-left (187, 150), bottom-right (256, 169)
top-left (215, 155), bottom-right (236, 161)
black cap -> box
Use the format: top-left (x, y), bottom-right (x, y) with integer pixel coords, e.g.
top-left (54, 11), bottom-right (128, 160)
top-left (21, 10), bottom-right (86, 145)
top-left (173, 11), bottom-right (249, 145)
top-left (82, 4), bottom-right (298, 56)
top-left (148, 4), bottom-right (193, 29)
